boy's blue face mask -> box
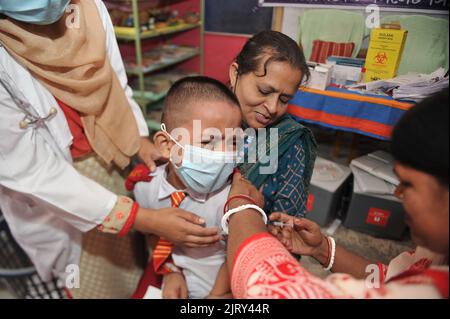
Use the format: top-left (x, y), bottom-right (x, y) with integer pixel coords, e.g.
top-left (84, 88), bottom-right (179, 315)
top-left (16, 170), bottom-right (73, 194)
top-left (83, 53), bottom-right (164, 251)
top-left (0, 0), bottom-right (71, 25)
top-left (161, 124), bottom-right (237, 194)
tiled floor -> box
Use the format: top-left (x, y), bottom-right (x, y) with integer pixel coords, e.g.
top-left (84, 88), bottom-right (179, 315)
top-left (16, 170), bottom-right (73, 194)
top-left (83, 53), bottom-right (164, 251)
top-left (0, 282), bottom-right (13, 299)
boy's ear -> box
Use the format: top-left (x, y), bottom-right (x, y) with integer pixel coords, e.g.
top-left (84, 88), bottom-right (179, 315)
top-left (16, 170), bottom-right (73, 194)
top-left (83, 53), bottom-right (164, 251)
top-left (229, 62), bottom-right (239, 91)
top-left (153, 131), bottom-right (171, 159)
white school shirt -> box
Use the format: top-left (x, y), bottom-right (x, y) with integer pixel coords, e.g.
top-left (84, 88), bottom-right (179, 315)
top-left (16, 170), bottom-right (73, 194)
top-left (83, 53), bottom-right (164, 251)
top-left (0, 0), bottom-right (149, 281)
top-left (134, 164), bottom-right (230, 299)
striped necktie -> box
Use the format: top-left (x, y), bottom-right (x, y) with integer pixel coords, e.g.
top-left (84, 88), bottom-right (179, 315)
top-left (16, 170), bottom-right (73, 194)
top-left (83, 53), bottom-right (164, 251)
top-left (152, 191), bottom-right (186, 274)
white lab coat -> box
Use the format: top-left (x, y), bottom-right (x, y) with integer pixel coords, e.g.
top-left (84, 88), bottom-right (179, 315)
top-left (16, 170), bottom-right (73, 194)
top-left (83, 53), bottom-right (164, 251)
top-left (0, 0), bottom-right (149, 282)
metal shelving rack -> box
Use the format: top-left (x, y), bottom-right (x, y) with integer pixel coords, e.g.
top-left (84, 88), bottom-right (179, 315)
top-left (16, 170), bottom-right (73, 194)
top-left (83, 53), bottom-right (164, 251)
top-left (114, 0), bottom-right (205, 130)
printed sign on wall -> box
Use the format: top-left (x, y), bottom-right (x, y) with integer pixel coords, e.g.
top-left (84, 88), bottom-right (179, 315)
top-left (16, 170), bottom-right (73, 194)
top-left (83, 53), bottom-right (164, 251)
top-left (259, 0), bottom-right (449, 14)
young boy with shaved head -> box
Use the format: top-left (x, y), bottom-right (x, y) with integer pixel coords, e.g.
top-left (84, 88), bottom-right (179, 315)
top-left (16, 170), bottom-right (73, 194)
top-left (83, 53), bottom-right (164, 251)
top-left (131, 76), bottom-right (242, 299)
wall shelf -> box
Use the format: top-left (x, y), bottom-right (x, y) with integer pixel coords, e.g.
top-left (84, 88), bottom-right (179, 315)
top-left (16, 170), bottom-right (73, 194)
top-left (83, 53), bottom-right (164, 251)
top-left (126, 48), bottom-right (200, 75)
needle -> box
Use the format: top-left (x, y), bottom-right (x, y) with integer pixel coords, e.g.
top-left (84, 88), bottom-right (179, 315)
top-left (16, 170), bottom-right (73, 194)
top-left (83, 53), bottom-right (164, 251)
top-left (268, 221), bottom-right (294, 228)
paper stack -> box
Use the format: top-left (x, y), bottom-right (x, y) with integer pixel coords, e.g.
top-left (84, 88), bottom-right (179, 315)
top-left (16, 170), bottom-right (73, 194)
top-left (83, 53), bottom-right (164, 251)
top-left (392, 68), bottom-right (449, 102)
top-left (349, 68), bottom-right (449, 102)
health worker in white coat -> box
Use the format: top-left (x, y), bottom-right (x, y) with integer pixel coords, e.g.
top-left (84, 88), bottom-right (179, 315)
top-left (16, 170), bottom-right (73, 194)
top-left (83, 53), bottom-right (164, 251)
top-left (0, 0), bottom-right (220, 298)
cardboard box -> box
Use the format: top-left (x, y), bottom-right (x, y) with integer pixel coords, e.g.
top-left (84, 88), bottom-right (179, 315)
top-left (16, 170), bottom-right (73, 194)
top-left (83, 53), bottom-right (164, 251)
top-left (343, 168), bottom-right (407, 240)
top-left (306, 63), bottom-right (333, 90)
top-left (364, 27), bottom-right (408, 82)
top-left (306, 157), bottom-right (352, 226)
top-left (327, 56), bottom-right (365, 86)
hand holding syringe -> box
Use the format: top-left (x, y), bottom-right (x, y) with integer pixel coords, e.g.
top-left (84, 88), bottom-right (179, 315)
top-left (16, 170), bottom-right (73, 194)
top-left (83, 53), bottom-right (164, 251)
top-left (268, 213), bottom-right (326, 257)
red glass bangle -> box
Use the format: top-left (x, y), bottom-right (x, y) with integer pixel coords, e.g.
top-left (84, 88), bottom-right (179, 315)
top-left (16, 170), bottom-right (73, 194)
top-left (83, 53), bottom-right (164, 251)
top-left (224, 195), bottom-right (258, 214)
top-left (118, 202), bottom-right (139, 237)
top-left (377, 262), bottom-right (386, 284)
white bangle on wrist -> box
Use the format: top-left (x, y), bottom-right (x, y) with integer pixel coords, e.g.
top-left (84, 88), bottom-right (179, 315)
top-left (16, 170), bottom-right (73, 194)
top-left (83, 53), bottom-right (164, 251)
top-left (324, 236), bottom-right (336, 271)
top-left (221, 204), bottom-right (268, 235)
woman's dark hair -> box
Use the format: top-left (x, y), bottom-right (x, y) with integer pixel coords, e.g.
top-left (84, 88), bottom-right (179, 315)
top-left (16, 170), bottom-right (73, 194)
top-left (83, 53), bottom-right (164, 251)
top-left (235, 30), bottom-right (310, 85)
top-left (391, 88), bottom-right (449, 188)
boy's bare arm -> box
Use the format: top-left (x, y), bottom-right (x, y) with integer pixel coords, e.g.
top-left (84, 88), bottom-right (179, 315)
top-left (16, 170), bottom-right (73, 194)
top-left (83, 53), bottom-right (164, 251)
top-left (207, 261), bottom-right (233, 299)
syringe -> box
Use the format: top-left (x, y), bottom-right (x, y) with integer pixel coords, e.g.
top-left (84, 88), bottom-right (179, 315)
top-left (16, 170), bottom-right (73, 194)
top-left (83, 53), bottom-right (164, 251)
top-left (268, 221), bottom-right (294, 228)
